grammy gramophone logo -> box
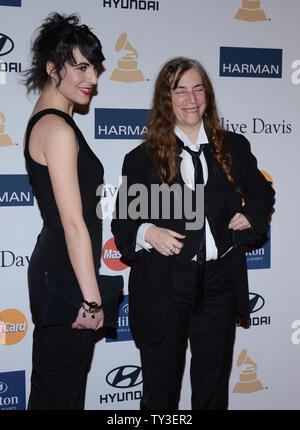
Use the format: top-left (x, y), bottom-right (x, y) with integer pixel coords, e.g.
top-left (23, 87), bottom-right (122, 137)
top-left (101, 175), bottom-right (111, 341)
top-left (233, 349), bottom-right (264, 393)
top-left (0, 112), bottom-right (13, 147)
top-left (110, 33), bottom-right (145, 83)
top-left (235, 0), bottom-right (267, 22)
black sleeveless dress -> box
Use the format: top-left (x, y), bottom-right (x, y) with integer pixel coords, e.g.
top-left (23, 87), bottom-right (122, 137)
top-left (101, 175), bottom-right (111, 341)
top-left (24, 108), bottom-right (104, 324)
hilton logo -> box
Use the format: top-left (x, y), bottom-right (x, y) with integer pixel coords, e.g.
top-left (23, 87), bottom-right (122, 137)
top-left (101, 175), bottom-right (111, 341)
top-left (246, 226), bottom-right (271, 270)
top-left (0, 371), bottom-right (25, 410)
top-left (235, 0), bottom-right (267, 22)
top-left (106, 295), bottom-right (133, 342)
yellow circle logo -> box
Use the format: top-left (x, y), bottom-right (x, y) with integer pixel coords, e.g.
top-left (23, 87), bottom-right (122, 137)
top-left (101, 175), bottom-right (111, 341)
top-left (0, 309), bottom-right (28, 345)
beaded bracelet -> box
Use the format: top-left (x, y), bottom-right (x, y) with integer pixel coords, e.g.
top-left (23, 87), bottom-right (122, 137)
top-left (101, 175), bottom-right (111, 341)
top-left (81, 301), bottom-right (102, 319)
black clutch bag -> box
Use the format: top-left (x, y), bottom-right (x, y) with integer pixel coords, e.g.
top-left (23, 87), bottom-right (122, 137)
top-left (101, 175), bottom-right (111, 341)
top-left (42, 271), bottom-right (123, 328)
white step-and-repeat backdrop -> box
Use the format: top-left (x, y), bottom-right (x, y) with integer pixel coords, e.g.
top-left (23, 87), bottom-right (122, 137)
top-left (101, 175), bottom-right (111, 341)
top-left (0, 0), bottom-right (299, 410)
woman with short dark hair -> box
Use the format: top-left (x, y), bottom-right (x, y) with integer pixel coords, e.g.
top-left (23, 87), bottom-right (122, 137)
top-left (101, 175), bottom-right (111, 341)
top-left (112, 57), bottom-right (275, 409)
top-left (24, 13), bottom-right (105, 410)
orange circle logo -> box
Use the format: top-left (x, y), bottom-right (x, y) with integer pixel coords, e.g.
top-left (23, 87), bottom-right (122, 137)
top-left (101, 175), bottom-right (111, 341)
top-left (0, 309), bottom-right (28, 345)
top-left (102, 237), bottom-right (128, 271)
top-left (260, 170), bottom-right (274, 188)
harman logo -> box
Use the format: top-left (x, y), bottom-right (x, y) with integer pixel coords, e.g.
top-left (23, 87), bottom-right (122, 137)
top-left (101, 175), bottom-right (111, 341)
top-left (0, 175), bottom-right (34, 206)
top-left (106, 365), bottom-right (142, 388)
top-left (233, 349), bottom-right (264, 393)
top-left (110, 33), bottom-right (144, 83)
top-left (106, 295), bottom-right (133, 342)
top-left (220, 47), bottom-right (282, 78)
top-left (95, 108), bottom-right (149, 139)
top-left (0, 371), bottom-right (25, 410)
top-left (235, 0), bottom-right (267, 22)
top-left (0, 0), bottom-right (21, 6)
top-left (102, 0), bottom-right (159, 11)
top-left (0, 34), bottom-right (14, 56)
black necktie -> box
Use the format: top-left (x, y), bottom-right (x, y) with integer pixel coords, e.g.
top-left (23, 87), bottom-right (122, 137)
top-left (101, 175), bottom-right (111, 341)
top-left (183, 144), bottom-right (206, 264)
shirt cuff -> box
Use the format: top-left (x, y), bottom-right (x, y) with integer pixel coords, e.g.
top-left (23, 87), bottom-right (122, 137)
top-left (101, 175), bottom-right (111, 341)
top-left (135, 223), bottom-right (154, 252)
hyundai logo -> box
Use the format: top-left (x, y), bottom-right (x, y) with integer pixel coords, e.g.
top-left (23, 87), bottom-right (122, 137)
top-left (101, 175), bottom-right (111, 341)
top-left (106, 365), bottom-right (142, 388)
top-left (0, 33), bottom-right (14, 56)
top-left (249, 293), bottom-right (265, 314)
top-left (0, 382), bottom-right (8, 394)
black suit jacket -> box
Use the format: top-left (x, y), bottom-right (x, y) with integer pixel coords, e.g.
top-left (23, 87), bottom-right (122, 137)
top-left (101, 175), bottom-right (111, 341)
top-left (111, 132), bottom-right (275, 343)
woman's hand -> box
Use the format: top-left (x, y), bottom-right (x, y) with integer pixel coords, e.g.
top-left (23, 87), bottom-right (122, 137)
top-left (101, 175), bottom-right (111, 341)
top-left (145, 225), bottom-right (185, 256)
top-left (228, 213), bottom-right (251, 230)
top-left (72, 306), bottom-right (104, 331)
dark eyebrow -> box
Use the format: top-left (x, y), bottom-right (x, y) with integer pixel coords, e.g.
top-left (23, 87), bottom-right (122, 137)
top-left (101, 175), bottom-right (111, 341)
top-left (73, 62), bottom-right (90, 67)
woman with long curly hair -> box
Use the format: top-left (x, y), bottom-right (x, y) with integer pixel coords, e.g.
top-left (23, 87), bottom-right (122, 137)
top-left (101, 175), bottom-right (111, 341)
top-left (112, 57), bottom-right (274, 410)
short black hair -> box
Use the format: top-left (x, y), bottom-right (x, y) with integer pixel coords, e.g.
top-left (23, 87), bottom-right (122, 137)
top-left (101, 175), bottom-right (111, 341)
top-left (24, 12), bottom-right (105, 93)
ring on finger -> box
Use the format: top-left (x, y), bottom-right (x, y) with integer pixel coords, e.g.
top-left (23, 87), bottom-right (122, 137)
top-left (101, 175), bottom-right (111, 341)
top-left (170, 247), bottom-right (176, 254)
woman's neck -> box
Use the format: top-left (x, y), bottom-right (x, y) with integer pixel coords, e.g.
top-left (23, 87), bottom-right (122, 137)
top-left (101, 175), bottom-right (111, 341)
top-left (177, 124), bottom-right (201, 145)
top-left (33, 85), bottom-right (74, 116)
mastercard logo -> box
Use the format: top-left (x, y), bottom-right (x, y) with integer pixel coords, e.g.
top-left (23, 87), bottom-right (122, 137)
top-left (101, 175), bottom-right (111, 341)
top-left (0, 309), bottom-right (28, 345)
top-left (102, 237), bottom-right (129, 271)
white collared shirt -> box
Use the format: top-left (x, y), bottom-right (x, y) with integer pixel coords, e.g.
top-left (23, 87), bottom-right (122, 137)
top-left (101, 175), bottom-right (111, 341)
top-left (175, 124), bottom-right (218, 261)
top-left (136, 124), bottom-right (218, 261)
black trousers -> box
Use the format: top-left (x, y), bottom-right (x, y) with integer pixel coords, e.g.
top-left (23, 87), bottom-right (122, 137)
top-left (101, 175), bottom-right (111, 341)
top-left (27, 324), bottom-right (95, 410)
top-left (139, 251), bottom-right (236, 410)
